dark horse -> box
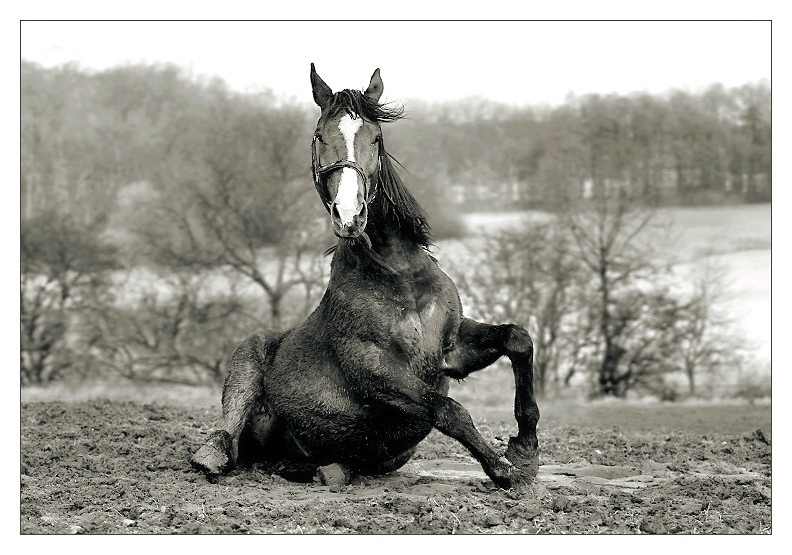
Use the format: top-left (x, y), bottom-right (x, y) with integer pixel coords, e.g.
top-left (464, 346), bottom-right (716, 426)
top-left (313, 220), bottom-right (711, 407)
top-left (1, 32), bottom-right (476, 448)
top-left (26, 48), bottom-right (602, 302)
top-left (192, 65), bottom-right (540, 490)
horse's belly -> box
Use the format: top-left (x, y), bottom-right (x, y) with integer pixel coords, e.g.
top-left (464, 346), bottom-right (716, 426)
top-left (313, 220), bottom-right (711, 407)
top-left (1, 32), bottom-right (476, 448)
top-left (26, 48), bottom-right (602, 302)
top-left (271, 376), bottom-right (447, 468)
top-left (309, 410), bottom-right (435, 468)
top-left (263, 300), bottom-right (454, 468)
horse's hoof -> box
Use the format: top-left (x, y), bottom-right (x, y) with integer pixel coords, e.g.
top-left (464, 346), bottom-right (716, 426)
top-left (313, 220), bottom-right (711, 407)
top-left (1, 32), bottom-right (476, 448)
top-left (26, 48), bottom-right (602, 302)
top-left (508, 463), bottom-right (542, 496)
top-left (505, 436), bottom-right (539, 473)
top-left (191, 430), bottom-right (233, 475)
top-left (317, 463), bottom-right (351, 486)
top-left (489, 456), bottom-right (515, 490)
top-left (491, 450), bottom-right (541, 495)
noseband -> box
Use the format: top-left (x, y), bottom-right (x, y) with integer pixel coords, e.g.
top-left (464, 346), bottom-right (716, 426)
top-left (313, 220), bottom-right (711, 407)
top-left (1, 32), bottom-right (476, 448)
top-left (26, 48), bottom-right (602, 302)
top-left (311, 134), bottom-right (380, 214)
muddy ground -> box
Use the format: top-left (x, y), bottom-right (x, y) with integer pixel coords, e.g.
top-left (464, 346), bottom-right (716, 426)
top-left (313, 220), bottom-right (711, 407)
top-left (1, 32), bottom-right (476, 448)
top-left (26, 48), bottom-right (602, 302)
top-left (20, 399), bottom-right (771, 534)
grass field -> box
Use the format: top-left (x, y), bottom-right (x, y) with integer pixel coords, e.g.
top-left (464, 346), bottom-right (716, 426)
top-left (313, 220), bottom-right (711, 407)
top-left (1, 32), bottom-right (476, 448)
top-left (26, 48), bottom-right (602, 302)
top-left (457, 203), bottom-right (770, 262)
top-left (653, 203), bottom-right (771, 261)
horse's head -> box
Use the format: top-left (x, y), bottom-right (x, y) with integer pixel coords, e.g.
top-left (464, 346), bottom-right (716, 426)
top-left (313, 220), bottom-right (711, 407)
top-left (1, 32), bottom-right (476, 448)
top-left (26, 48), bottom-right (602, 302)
top-left (310, 64), bottom-right (385, 239)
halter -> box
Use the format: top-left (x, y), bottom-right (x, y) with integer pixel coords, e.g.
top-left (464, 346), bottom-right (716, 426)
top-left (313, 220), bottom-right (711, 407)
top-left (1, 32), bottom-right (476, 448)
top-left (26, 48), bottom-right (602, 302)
top-left (311, 134), bottom-right (380, 214)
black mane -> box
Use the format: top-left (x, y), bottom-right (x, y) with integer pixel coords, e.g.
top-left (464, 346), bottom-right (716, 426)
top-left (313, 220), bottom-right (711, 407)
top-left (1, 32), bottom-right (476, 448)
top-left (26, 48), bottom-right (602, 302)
top-left (328, 89), bottom-right (432, 248)
top-left (326, 88), bottom-right (405, 123)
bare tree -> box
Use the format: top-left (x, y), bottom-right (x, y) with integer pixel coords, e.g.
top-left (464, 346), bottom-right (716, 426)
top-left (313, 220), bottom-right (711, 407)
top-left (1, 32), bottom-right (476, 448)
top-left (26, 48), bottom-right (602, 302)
top-left (20, 212), bottom-right (118, 384)
top-left (84, 271), bottom-right (260, 385)
top-left (131, 97), bottom-right (328, 332)
top-left (557, 186), bottom-right (663, 397)
top-left (591, 286), bottom-right (689, 398)
top-left (454, 221), bottom-right (588, 398)
top-left (671, 260), bottom-right (744, 395)
top-left (88, 98), bottom-right (331, 384)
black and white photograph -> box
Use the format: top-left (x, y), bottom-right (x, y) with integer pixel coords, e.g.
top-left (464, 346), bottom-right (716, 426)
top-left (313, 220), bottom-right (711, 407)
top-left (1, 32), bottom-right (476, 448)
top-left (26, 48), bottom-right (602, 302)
top-left (18, 13), bottom-right (773, 536)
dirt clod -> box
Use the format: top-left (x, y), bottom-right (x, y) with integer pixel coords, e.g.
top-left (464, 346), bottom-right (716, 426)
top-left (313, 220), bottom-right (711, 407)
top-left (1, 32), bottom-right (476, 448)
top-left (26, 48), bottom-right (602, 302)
top-left (639, 518), bottom-right (668, 534)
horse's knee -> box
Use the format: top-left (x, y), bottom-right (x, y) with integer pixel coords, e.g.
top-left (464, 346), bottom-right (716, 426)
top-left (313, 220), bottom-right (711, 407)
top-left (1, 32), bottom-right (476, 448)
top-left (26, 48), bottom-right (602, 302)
top-left (504, 324), bottom-right (533, 359)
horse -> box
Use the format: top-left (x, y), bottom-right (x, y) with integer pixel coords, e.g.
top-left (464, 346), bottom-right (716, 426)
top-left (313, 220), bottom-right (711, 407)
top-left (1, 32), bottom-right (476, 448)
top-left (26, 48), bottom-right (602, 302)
top-left (191, 65), bottom-right (540, 490)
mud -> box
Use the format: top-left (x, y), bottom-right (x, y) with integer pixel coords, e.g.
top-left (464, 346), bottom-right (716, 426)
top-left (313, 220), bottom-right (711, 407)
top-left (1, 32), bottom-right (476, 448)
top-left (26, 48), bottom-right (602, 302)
top-left (20, 400), bottom-right (771, 534)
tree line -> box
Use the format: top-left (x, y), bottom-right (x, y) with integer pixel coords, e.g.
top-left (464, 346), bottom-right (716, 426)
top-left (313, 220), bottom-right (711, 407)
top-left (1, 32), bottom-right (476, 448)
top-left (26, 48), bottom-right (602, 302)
top-left (22, 61), bottom-right (770, 225)
top-left (20, 61), bottom-right (769, 398)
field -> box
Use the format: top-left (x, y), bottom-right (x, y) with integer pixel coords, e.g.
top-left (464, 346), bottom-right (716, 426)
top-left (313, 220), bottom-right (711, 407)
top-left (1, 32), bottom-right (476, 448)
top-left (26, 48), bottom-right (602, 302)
top-left (20, 204), bottom-right (772, 535)
top-left (20, 398), bottom-right (771, 534)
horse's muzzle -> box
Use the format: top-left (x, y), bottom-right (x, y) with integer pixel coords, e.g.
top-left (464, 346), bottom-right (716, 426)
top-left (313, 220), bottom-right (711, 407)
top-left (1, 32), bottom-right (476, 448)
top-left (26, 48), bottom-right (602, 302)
top-left (331, 200), bottom-right (368, 238)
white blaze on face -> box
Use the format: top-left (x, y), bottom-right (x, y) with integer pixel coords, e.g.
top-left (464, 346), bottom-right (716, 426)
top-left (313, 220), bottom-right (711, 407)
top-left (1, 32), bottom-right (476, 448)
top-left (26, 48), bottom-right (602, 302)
top-left (335, 114), bottom-right (364, 225)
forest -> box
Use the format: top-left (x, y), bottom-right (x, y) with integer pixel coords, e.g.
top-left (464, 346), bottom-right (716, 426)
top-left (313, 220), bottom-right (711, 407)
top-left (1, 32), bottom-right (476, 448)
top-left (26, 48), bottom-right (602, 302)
top-left (20, 60), bottom-right (771, 398)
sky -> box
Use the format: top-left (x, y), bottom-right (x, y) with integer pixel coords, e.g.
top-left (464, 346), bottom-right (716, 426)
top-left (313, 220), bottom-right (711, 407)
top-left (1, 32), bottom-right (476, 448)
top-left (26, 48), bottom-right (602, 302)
top-left (20, 20), bottom-right (771, 108)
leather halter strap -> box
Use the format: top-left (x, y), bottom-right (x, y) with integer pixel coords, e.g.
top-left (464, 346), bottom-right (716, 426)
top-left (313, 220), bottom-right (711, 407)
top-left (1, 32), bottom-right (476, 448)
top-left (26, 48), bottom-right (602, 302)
top-left (311, 134), bottom-right (379, 214)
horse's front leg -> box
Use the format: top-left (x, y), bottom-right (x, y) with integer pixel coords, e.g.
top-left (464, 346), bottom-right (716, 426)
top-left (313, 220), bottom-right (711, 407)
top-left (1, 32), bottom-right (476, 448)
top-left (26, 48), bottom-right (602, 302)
top-left (443, 317), bottom-right (540, 471)
top-left (433, 396), bottom-right (516, 489)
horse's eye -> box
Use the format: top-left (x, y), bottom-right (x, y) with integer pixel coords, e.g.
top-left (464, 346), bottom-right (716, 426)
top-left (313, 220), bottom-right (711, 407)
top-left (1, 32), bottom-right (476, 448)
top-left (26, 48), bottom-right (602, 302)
top-left (315, 134), bottom-right (325, 144)
top-left (372, 136), bottom-right (382, 146)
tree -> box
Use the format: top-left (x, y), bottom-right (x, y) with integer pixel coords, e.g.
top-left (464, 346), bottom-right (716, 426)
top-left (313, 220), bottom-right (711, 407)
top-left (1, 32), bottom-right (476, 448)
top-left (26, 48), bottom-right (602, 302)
top-left (521, 105), bottom-right (589, 208)
top-left (83, 94), bottom-right (330, 384)
top-left (84, 271), bottom-right (259, 385)
top-left (734, 83), bottom-right (771, 201)
top-left (628, 93), bottom-right (670, 199)
top-left (454, 221), bottom-right (588, 398)
top-left (557, 186), bottom-right (663, 397)
top-left (131, 94), bottom-right (328, 332)
top-left (671, 261), bottom-right (744, 395)
top-left (592, 286), bottom-right (688, 398)
top-left (20, 212), bottom-right (119, 384)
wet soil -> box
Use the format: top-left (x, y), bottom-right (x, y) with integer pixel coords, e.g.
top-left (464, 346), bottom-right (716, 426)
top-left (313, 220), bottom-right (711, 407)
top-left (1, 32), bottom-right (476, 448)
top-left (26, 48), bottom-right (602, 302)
top-left (20, 400), bottom-right (771, 534)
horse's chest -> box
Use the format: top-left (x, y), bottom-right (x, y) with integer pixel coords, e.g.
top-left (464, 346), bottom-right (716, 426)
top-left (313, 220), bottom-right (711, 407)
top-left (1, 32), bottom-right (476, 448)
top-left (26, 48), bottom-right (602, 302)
top-left (390, 298), bottom-right (448, 362)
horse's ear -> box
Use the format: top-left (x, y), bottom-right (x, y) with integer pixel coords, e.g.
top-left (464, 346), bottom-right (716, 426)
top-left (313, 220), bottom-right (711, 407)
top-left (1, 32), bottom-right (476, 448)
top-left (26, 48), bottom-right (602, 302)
top-left (310, 63), bottom-right (333, 110)
top-left (364, 68), bottom-right (383, 102)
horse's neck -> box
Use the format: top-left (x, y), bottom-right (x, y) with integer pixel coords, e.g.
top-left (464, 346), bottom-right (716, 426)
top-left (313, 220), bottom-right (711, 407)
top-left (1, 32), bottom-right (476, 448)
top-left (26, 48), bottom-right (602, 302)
top-left (373, 233), bottom-right (426, 271)
top-left (335, 228), bottom-right (431, 279)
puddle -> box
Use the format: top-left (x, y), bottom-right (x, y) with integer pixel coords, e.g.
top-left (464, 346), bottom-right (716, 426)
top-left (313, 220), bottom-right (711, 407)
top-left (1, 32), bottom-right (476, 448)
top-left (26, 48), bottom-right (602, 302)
top-left (405, 459), bottom-right (671, 492)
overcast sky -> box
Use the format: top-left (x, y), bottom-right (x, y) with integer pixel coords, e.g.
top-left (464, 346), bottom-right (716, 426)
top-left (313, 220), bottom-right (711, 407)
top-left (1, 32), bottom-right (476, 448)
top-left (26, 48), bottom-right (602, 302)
top-left (21, 20), bottom-right (771, 108)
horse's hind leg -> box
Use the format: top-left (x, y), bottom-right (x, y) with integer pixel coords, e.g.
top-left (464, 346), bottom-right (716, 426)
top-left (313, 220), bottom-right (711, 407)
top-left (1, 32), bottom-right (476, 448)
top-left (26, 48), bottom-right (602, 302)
top-left (192, 330), bottom-right (285, 475)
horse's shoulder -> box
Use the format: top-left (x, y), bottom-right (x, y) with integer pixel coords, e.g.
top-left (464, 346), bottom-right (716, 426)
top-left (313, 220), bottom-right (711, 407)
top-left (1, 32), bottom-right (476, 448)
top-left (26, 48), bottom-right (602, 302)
top-left (423, 255), bottom-right (461, 303)
top-left (251, 328), bottom-right (290, 343)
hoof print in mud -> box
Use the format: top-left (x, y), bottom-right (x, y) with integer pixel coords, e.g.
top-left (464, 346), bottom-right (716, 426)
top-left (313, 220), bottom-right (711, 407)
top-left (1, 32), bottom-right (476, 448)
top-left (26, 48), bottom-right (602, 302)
top-left (191, 430), bottom-right (233, 475)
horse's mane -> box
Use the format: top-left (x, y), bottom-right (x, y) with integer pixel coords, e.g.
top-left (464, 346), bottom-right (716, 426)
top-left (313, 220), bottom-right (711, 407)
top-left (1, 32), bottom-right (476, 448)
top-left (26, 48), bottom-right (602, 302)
top-left (327, 89), bottom-right (432, 248)
top-left (326, 89), bottom-right (405, 123)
